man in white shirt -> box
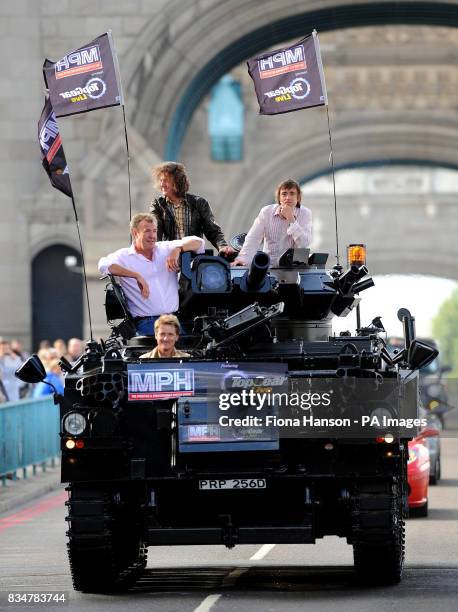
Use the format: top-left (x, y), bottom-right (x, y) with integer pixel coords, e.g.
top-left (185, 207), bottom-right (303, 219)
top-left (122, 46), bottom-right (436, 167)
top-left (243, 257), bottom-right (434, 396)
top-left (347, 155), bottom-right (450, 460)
top-left (98, 213), bottom-right (204, 335)
top-left (233, 179), bottom-right (312, 267)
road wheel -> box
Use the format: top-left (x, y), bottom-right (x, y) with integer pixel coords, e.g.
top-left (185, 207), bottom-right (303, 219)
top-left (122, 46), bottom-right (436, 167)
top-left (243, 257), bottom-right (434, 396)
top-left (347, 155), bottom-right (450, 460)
top-left (66, 484), bottom-right (147, 593)
top-left (429, 457), bottom-right (441, 485)
top-left (352, 480), bottom-right (405, 585)
top-left (411, 500), bottom-right (429, 518)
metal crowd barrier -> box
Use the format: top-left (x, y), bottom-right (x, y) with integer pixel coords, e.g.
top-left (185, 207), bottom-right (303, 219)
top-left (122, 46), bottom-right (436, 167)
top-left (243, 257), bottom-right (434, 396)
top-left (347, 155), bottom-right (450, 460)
top-left (0, 397), bottom-right (59, 486)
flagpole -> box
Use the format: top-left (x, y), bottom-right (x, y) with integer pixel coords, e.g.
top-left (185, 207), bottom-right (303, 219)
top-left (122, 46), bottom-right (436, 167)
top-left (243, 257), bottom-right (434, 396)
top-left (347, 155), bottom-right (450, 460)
top-left (70, 195), bottom-right (94, 342)
top-left (121, 105), bottom-right (132, 222)
top-left (107, 30), bottom-right (131, 223)
top-left (312, 30), bottom-right (340, 269)
top-left (325, 105), bottom-right (340, 268)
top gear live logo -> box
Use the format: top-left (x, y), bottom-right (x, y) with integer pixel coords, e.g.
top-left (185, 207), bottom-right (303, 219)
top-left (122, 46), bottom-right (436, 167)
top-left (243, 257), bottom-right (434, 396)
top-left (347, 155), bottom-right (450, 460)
top-left (265, 78), bottom-right (311, 103)
top-left (58, 78), bottom-right (107, 103)
top-left (54, 44), bottom-right (103, 79)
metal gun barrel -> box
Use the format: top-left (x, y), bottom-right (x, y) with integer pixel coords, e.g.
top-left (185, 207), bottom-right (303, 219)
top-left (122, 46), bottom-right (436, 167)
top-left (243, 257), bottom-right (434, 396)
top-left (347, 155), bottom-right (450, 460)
top-left (397, 308), bottom-right (416, 350)
top-left (338, 265), bottom-right (368, 294)
top-left (246, 251), bottom-right (270, 290)
top-left (352, 277), bottom-right (374, 294)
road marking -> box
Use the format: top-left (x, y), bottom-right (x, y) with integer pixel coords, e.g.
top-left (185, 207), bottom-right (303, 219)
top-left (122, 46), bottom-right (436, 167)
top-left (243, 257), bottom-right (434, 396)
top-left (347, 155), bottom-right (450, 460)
top-left (193, 566), bottom-right (250, 611)
top-left (250, 543), bottom-right (275, 560)
top-left (193, 593), bottom-right (222, 612)
top-left (0, 490), bottom-right (67, 532)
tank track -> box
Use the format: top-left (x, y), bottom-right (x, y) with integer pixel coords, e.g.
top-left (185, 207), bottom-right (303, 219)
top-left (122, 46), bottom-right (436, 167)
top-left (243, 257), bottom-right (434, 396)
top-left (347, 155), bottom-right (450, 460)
top-left (65, 484), bottom-right (147, 593)
top-left (350, 479), bottom-right (405, 584)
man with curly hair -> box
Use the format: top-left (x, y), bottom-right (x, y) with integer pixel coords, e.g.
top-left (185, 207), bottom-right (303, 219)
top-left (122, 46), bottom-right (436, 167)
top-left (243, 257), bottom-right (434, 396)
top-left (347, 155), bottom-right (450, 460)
top-left (150, 162), bottom-right (235, 258)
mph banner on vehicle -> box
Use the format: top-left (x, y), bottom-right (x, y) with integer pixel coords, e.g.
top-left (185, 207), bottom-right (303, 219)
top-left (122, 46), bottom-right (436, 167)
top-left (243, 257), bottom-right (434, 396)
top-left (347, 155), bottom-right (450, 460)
top-left (127, 361), bottom-right (421, 446)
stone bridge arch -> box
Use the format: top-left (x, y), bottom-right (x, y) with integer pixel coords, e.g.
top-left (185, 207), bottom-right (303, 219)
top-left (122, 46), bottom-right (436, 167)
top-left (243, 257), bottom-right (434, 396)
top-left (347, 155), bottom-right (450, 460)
top-left (221, 118), bottom-right (458, 232)
top-left (118, 0), bottom-right (458, 159)
top-left (85, 0), bottom-right (457, 243)
top-left (218, 118), bottom-right (458, 279)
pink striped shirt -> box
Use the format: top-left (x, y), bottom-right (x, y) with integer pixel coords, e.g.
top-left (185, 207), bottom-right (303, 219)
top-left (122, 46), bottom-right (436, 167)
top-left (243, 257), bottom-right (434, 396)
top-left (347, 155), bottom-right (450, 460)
top-left (238, 204), bottom-right (312, 267)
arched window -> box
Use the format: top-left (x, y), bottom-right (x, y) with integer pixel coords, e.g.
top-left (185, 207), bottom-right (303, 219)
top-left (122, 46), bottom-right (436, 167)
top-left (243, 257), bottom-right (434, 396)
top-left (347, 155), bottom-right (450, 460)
top-left (208, 75), bottom-right (244, 161)
top-left (32, 245), bottom-right (83, 350)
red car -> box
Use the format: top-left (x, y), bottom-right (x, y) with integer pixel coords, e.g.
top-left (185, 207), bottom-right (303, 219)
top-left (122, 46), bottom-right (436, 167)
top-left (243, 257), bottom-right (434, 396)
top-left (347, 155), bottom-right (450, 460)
top-left (408, 438), bottom-right (430, 516)
top-left (407, 427), bottom-right (439, 517)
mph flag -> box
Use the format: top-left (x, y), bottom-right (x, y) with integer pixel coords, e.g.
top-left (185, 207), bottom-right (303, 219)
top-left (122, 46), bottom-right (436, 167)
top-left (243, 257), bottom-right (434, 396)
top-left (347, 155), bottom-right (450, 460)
top-left (43, 31), bottom-right (124, 118)
top-left (247, 31), bottom-right (328, 115)
top-left (38, 97), bottom-right (73, 198)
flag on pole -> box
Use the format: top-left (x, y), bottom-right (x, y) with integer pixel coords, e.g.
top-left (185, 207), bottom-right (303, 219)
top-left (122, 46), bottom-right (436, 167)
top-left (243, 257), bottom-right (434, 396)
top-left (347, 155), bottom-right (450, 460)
top-left (247, 31), bottom-right (328, 115)
top-left (43, 31), bottom-right (124, 118)
top-left (38, 97), bottom-right (73, 198)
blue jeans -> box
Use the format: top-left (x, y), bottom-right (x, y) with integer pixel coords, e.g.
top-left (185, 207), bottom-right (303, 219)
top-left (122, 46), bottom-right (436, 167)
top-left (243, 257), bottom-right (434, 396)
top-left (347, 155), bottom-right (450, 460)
top-left (135, 316), bottom-right (159, 336)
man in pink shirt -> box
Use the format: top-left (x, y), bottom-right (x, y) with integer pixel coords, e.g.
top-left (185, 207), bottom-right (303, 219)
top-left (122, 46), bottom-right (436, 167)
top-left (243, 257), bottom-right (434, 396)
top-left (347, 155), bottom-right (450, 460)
top-left (233, 179), bottom-right (312, 267)
top-left (98, 213), bottom-right (204, 335)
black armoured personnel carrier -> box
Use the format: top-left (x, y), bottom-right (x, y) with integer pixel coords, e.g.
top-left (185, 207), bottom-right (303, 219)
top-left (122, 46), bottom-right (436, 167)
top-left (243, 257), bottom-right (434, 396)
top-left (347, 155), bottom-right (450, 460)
top-left (17, 245), bottom-right (437, 592)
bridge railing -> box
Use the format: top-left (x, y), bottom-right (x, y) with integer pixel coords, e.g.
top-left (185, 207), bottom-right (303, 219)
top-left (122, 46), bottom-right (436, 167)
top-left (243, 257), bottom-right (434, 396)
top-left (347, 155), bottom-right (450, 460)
top-left (0, 397), bottom-right (59, 486)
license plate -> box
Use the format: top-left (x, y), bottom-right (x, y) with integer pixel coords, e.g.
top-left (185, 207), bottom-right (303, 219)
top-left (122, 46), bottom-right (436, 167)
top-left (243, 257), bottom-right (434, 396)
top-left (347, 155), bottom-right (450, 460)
top-left (199, 478), bottom-right (266, 490)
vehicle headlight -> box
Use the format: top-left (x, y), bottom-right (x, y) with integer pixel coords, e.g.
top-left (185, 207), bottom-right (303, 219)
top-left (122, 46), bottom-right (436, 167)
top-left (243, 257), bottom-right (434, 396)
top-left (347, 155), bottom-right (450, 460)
top-left (63, 412), bottom-right (86, 436)
top-left (370, 407), bottom-right (393, 424)
top-left (198, 262), bottom-right (230, 292)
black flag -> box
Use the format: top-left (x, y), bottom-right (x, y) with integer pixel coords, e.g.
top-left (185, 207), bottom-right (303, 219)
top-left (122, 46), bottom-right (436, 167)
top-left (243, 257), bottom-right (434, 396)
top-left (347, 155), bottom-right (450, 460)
top-left (38, 97), bottom-right (73, 198)
top-left (43, 31), bottom-right (123, 118)
top-left (247, 31), bottom-right (327, 115)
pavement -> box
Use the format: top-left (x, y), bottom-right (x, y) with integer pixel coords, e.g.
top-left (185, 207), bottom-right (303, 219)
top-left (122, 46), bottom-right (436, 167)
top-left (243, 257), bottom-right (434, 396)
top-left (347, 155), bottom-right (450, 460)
top-left (0, 464), bottom-right (63, 515)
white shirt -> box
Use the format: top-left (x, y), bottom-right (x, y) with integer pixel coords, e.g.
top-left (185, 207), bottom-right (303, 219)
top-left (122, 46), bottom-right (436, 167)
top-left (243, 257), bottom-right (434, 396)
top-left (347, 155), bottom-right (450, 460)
top-left (0, 354), bottom-right (23, 402)
top-left (238, 204), bottom-right (312, 267)
top-left (98, 239), bottom-right (204, 317)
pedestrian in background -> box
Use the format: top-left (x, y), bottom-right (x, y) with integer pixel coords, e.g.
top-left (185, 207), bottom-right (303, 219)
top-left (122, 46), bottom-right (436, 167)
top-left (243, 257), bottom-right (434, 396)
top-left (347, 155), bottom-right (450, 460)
top-left (0, 338), bottom-right (22, 402)
top-left (0, 370), bottom-right (8, 403)
top-left (11, 339), bottom-right (30, 362)
top-left (32, 358), bottom-right (64, 397)
top-left (53, 338), bottom-right (67, 357)
top-left (10, 339), bottom-right (31, 398)
top-left (66, 338), bottom-right (83, 365)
